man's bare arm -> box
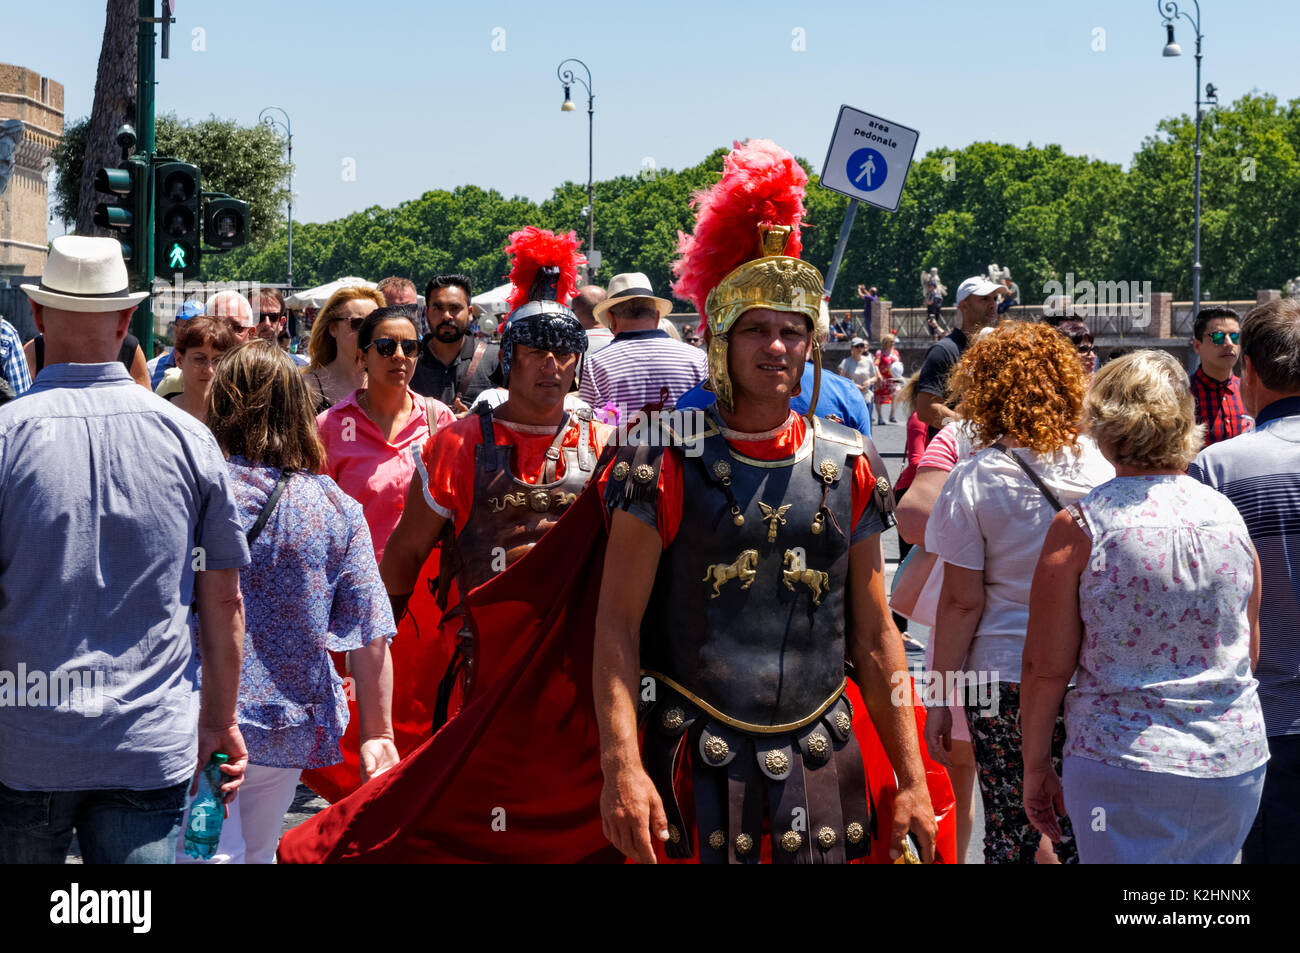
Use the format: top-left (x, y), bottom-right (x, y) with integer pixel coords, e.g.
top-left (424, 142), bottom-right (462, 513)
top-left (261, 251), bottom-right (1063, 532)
top-left (593, 508), bottom-right (668, 864)
top-left (380, 477), bottom-right (448, 608)
top-left (194, 567), bottom-right (248, 801)
top-left (913, 390), bottom-right (956, 432)
top-left (845, 534), bottom-right (938, 861)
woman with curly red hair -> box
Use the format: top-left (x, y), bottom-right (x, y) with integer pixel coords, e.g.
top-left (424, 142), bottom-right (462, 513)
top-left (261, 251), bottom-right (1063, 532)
top-left (921, 320), bottom-right (1114, 864)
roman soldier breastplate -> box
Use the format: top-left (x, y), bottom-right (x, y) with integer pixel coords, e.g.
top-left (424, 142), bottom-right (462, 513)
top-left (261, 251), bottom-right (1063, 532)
top-left (642, 410), bottom-right (862, 729)
top-left (452, 405), bottom-right (595, 597)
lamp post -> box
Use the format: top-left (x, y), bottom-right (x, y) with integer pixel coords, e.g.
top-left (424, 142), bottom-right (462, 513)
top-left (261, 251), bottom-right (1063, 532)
top-left (1158, 1), bottom-right (1212, 320)
top-left (556, 59), bottom-right (594, 272)
top-left (259, 105), bottom-right (294, 288)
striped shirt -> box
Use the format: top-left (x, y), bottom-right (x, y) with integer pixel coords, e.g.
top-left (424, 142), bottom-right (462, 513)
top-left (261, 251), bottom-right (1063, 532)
top-left (578, 329), bottom-right (706, 418)
top-left (1189, 365), bottom-right (1247, 446)
top-left (1189, 395), bottom-right (1300, 737)
top-left (0, 319), bottom-right (31, 396)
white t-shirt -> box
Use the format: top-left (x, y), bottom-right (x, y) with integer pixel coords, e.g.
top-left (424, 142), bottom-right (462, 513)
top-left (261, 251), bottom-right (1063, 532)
top-left (924, 436), bottom-right (1115, 682)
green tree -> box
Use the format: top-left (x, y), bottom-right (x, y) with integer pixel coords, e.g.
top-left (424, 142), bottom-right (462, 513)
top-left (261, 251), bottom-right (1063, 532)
top-left (1115, 93), bottom-right (1300, 300)
top-left (52, 113), bottom-right (291, 253)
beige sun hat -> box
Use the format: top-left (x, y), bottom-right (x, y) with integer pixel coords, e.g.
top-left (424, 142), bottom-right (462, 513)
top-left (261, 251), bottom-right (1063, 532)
top-left (21, 236), bottom-right (150, 312)
top-left (591, 272), bottom-right (674, 324)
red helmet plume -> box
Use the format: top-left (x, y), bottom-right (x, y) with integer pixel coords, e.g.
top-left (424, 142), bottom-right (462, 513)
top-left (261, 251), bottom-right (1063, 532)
top-left (504, 227), bottom-right (586, 312)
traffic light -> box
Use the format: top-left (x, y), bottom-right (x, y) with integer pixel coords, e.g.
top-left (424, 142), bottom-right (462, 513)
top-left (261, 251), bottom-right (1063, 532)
top-left (153, 159), bottom-right (201, 279)
top-left (202, 193), bottom-right (249, 251)
top-left (92, 155), bottom-right (149, 284)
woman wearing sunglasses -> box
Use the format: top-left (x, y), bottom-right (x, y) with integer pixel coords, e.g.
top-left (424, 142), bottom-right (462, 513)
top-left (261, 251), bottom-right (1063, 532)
top-left (304, 286), bottom-right (385, 414)
top-left (316, 306), bottom-right (454, 564)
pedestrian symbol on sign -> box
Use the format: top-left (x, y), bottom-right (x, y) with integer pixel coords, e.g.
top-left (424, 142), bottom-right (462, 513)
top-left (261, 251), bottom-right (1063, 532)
top-left (169, 243), bottom-right (187, 270)
top-left (847, 148), bottom-right (887, 192)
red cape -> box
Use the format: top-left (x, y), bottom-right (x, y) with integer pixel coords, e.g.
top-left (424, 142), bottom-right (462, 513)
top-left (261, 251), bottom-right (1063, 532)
top-left (278, 485), bottom-right (955, 863)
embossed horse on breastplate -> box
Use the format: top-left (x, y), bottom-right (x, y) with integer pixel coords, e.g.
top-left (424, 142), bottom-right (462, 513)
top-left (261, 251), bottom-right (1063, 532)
top-left (782, 549), bottom-right (830, 606)
top-left (701, 549), bottom-right (759, 598)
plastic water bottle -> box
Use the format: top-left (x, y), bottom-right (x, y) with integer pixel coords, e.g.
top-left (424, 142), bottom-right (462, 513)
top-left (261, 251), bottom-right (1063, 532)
top-left (183, 752), bottom-right (228, 860)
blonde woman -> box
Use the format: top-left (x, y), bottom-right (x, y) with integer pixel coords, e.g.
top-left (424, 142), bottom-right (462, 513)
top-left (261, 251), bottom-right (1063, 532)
top-left (1022, 350), bottom-right (1266, 863)
top-left (303, 286), bottom-right (385, 413)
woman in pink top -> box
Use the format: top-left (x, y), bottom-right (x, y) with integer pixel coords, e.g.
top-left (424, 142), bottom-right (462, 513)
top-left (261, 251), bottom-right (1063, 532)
top-left (318, 306), bottom-right (454, 563)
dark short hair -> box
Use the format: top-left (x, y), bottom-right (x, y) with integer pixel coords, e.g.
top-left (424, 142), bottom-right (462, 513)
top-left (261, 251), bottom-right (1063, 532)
top-left (358, 305), bottom-right (419, 351)
top-left (425, 274), bottom-right (472, 304)
top-left (1193, 306), bottom-right (1240, 340)
top-left (253, 287), bottom-right (285, 311)
top-left (1241, 298), bottom-right (1300, 393)
top-left (1055, 319), bottom-right (1093, 348)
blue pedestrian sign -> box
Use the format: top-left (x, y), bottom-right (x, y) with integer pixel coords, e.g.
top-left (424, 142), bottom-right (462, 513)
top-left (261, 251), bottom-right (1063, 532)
top-left (819, 105), bottom-right (920, 212)
top-left (847, 147), bottom-right (887, 192)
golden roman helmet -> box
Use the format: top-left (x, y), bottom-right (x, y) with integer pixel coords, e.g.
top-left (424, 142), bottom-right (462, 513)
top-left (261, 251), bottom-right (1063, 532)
top-left (703, 224), bottom-right (827, 414)
top-left (671, 139), bottom-right (828, 416)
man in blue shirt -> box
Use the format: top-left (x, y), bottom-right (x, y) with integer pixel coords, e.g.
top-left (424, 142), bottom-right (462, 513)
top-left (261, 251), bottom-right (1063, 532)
top-left (677, 357), bottom-right (872, 437)
top-left (0, 237), bottom-right (250, 864)
top-left (0, 317), bottom-right (32, 397)
top-left (1189, 297), bottom-right (1300, 865)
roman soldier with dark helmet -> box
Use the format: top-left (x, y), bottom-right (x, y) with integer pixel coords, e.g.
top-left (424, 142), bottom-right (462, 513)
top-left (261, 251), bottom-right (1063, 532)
top-left (378, 228), bottom-right (612, 738)
top-left (593, 139), bottom-right (943, 864)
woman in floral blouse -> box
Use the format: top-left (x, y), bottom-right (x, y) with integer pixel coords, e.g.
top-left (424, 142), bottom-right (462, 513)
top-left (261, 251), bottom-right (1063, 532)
top-left (1021, 350), bottom-right (1268, 863)
top-left (194, 341), bottom-right (399, 864)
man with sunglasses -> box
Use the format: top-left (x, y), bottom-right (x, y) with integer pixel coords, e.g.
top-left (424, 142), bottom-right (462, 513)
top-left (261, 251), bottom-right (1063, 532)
top-left (253, 289), bottom-right (306, 366)
top-left (1189, 307), bottom-right (1247, 446)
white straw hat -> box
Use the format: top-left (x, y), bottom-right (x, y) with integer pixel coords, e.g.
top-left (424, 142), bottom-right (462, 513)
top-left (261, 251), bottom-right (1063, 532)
top-left (21, 236), bottom-right (149, 312)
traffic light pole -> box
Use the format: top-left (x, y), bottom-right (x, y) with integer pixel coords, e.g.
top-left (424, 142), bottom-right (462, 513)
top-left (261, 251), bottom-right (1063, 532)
top-left (135, 0), bottom-right (157, 357)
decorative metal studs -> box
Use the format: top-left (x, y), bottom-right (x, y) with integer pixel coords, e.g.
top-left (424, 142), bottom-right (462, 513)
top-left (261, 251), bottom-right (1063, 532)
top-left (660, 706), bottom-right (685, 731)
top-left (731, 507), bottom-right (745, 527)
top-left (667, 824), bottom-right (681, 844)
top-left (817, 826), bottom-right (837, 849)
top-left (712, 460), bottom-right (732, 482)
top-left (633, 463), bottom-right (655, 484)
top-left (846, 822), bottom-right (865, 844)
top-left (875, 475), bottom-right (892, 496)
top-left (807, 732), bottom-right (830, 762)
top-left (612, 461), bottom-right (630, 482)
top-left (764, 750), bottom-right (790, 776)
top-left (781, 830), bottom-right (803, 852)
top-left (528, 489), bottom-right (550, 513)
top-left (708, 830), bottom-right (726, 851)
top-left (702, 735), bottom-right (730, 764)
top-left (810, 511), bottom-right (825, 535)
top-left (735, 833), bottom-right (754, 855)
top-left (835, 711), bottom-right (852, 734)
top-left (819, 459), bottom-right (840, 483)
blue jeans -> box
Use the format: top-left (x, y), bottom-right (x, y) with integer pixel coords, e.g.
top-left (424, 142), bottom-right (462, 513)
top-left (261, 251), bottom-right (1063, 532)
top-left (0, 780), bottom-right (187, 864)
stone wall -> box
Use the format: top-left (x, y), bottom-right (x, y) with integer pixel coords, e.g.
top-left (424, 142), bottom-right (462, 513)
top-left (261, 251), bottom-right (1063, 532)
top-left (0, 63), bottom-right (64, 276)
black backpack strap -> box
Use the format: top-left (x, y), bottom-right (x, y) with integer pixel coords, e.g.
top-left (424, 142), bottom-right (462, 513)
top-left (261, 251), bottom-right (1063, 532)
top-left (35, 334), bottom-right (44, 373)
top-left (992, 444), bottom-right (1062, 512)
top-left (246, 468), bottom-right (294, 545)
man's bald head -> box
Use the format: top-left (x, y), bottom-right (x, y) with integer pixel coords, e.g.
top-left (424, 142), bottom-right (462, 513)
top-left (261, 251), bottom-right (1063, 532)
top-left (572, 286), bottom-right (608, 330)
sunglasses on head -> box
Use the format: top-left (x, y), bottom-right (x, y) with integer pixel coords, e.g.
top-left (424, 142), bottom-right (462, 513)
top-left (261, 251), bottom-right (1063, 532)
top-left (364, 337), bottom-right (419, 358)
top-left (1205, 330), bottom-right (1239, 345)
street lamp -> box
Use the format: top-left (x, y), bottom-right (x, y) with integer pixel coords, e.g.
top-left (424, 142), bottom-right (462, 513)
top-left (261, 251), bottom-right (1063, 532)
top-left (1158, 1), bottom-right (1212, 319)
top-left (259, 105), bottom-right (294, 288)
top-left (555, 59), bottom-right (594, 271)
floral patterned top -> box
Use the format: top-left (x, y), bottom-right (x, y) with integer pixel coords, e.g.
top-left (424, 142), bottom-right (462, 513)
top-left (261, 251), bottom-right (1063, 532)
top-left (1066, 475), bottom-right (1268, 778)
top-left (213, 458), bottom-right (397, 769)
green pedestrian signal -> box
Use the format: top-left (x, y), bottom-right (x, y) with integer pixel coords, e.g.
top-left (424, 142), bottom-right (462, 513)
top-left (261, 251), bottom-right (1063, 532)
top-left (153, 159), bottom-right (202, 279)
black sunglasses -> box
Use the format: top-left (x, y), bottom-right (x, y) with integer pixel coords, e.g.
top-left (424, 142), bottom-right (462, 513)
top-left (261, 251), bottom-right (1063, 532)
top-left (1206, 330), bottom-right (1240, 345)
top-left (333, 315), bottom-right (365, 332)
top-left (1076, 344), bottom-right (1095, 354)
top-left (364, 337), bottom-right (419, 358)
top-left (259, 311), bottom-right (285, 322)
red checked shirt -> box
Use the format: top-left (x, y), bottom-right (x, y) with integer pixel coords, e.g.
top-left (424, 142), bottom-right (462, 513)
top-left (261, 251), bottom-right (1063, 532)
top-left (1189, 366), bottom-right (1247, 448)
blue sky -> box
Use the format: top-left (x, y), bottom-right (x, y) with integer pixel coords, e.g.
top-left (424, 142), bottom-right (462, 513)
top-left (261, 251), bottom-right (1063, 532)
top-left (7, 0), bottom-right (1299, 228)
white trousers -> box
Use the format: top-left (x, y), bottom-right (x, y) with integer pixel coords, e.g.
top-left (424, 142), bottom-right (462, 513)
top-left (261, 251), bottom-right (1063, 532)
top-left (177, 763), bottom-right (303, 864)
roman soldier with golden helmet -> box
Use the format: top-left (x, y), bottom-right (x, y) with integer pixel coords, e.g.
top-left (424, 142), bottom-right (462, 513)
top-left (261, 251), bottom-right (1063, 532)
top-left (594, 139), bottom-right (944, 864)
